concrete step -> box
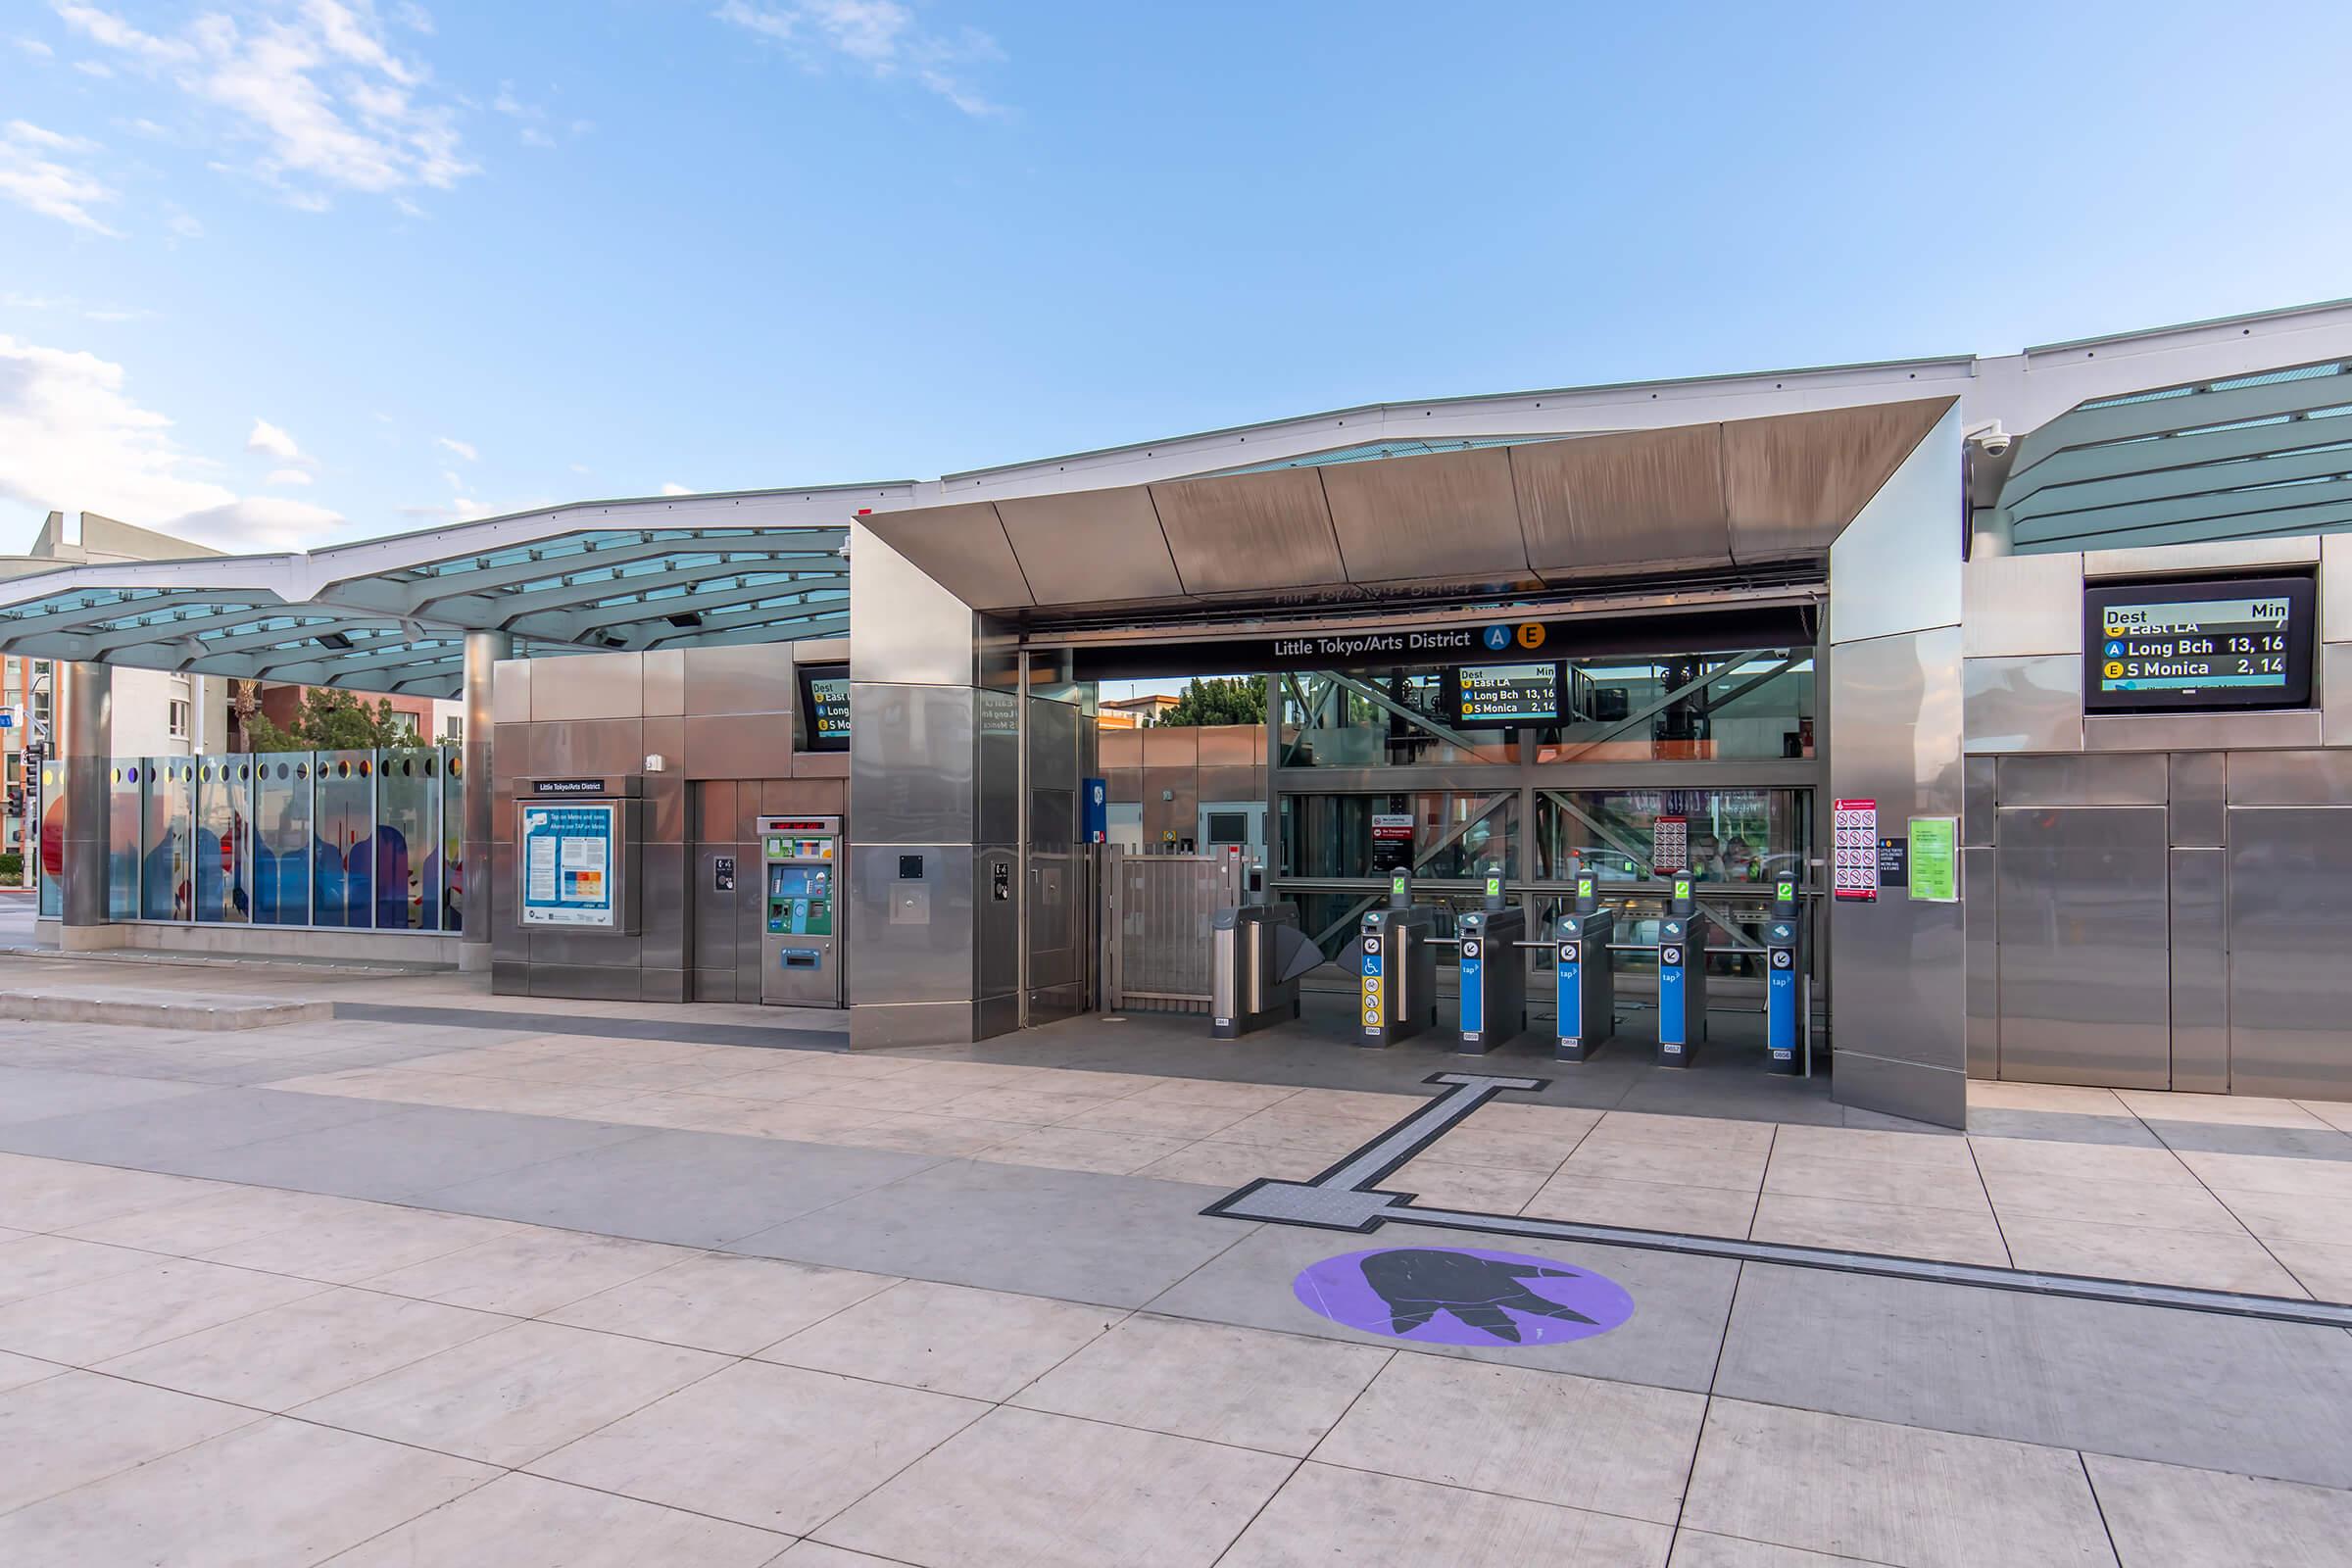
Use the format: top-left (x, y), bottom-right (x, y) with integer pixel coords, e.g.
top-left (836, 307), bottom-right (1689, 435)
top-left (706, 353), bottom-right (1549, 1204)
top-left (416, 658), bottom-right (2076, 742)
top-left (0, 984), bottom-right (334, 1031)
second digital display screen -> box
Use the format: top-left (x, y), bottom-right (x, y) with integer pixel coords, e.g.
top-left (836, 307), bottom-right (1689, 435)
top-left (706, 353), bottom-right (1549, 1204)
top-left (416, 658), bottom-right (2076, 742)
top-left (1458, 662), bottom-right (1561, 725)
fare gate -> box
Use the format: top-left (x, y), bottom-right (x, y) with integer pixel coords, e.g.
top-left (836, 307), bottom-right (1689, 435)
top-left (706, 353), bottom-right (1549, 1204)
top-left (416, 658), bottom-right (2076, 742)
top-left (1102, 846), bottom-right (1247, 1013)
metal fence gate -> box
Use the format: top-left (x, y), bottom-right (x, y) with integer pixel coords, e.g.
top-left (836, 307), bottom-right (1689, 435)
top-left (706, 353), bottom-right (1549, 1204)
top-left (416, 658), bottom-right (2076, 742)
top-left (1102, 847), bottom-right (1243, 1012)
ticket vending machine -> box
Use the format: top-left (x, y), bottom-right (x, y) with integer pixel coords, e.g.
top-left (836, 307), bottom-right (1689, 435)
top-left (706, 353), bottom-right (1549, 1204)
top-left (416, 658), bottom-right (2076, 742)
top-left (760, 815), bottom-right (842, 1007)
top-left (1655, 877), bottom-right (1711, 1067)
top-left (1455, 871), bottom-right (1528, 1055)
top-left (1554, 873), bottom-right (1618, 1062)
top-left (1764, 878), bottom-right (1805, 1074)
top-left (1358, 872), bottom-right (1438, 1048)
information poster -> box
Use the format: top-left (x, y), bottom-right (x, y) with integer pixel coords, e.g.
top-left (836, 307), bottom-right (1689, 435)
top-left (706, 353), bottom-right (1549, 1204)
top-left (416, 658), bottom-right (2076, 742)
top-left (1651, 815), bottom-right (1689, 873)
top-left (1833, 798), bottom-right (1878, 903)
top-left (1457, 662), bottom-right (1560, 725)
top-left (1371, 812), bottom-right (1414, 873)
top-left (1908, 816), bottom-right (1958, 903)
top-left (519, 804), bottom-right (616, 927)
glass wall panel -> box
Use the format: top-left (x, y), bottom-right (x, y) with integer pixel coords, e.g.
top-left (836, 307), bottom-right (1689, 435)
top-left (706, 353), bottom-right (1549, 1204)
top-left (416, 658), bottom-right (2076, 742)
top-left (1526, 652), bottom-right (1814, 765)
top-left (254, 756), bottom-right (314, 925)
top-left (441, 748), bottom-right (465, 934)
top-left (193, 759), bottom-right (252, 923)
top-left (377, 749), bottom-right (438, 931)
top-left (36, 759), bottom-right (63, 918)
top-left (314, 751), bottom-right (373, 928)
top-left (1280, 671), bottom-right (1513, 768)
top-left (107, 761), bottom-right (141, 919)
top-left (1534, 786), bottom-right (1811, 887)
top-left (1282, 792), bottom-right (1518, 882)
top-left (141, 758), bottom-right (195, 921)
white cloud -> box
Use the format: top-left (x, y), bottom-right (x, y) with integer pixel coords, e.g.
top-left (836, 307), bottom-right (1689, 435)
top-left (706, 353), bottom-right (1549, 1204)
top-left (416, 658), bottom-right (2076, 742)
top-left (713, 0), bottom-right (1009, 116)
top-left (439, 468), bottom-right (464, 491)
top-left (245, 416), bottom-right (303, 461)
top-left (435, 434), bottom-right (475, 461)
top-left (55, 1), bottom-right (477, 209)
top-left (73, 58), bottom-right (113, 77)
top-left (393, 3), bottom-right (434, 35)
top-left (660, 482), bottom-right (694, 496)
top-left (166, 207), bottom-right (202, 238)
top-left (265, 466), bottom-right (312, 486)
top-left (0, 332), bottom-right (345, 549)
top-left (518, 125), bottom-right (555, 149)
top-left (0, 120), bottom-right (119, 234)
top-left (1, 291), bottom-right (151, 322)
top-left (16, 37), bottom-right (55, 59)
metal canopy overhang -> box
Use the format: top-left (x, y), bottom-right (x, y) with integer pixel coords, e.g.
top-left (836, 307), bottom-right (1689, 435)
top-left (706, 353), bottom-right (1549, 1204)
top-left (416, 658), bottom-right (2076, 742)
top-left (0, 495), bottom-right (863, 697)
top-left (862, 399), bottom-right (1956, 622)
top-left (1996, 359), bottom-right (2352, 554)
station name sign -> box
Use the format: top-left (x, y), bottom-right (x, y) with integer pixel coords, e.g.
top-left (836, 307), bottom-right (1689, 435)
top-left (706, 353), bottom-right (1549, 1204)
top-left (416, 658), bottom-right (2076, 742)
top-left (2082, 573), bottom-right (2315, 714)
top-left (1269, 627), bottom-right (1483, 663)
top-left (525, 778), bottom-right (610, 797)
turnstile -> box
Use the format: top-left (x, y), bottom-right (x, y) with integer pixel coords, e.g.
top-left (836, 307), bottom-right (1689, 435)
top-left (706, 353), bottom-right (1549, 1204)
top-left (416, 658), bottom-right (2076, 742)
top-left (1209, 902), bottom-right (1323, 1039)
top-left (1764, 878), bottom-right (1805, 1074)
top-left (1655, 877), bottom-right (1710, 1067)
top-left (1455, 875), bottom-right (1528, 1054)
top-left (1553, 874), bottom-right (1618, 1062)
top-left (1358, 872), bottom-right (1439, 1047)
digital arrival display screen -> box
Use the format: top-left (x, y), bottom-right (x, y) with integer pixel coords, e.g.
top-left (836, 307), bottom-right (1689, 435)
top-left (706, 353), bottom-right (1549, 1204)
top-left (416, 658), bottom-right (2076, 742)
top-left (798, 662), bottom-right (851, 752)
top-left (2082, 574), bottom-right (2315, 713)
top-left (1457, 662), bottom-right (1561, 725)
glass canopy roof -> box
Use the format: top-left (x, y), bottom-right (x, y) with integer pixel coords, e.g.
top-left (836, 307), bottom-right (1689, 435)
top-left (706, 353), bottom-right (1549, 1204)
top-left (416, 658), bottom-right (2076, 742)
top-left (0, 517), bottom-right (849, 698)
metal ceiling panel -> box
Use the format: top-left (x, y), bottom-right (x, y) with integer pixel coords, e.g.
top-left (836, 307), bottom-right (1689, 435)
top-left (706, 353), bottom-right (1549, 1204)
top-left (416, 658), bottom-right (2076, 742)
top-left (1511, 424), bottom-right (1730, 580)
top-left (994, 485), bottom-right (1189, 608)
top-left (1720, 398), bottom-right (1953, 562)
top-left (1318, 446), bottom-right (1533, 588)
top-left (1147, 467), bottom-right (1347, 596)
top-left (859, 502), bottom-right (1035, 612)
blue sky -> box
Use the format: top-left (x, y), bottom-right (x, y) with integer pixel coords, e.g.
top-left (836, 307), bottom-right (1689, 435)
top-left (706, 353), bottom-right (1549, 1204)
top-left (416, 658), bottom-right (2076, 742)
top-left (5, 0), bottom-right (2352, 555)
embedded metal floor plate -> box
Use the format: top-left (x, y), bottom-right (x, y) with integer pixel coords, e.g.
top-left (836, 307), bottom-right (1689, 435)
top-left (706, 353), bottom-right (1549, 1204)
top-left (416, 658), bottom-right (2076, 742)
top-left (1202, 1072), bottom-right (2352, 1331)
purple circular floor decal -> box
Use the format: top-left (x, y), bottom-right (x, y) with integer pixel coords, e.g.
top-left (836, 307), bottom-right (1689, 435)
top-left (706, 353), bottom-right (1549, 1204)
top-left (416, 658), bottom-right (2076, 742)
top-left (1293, 1247), bottom-right (1634, 1347)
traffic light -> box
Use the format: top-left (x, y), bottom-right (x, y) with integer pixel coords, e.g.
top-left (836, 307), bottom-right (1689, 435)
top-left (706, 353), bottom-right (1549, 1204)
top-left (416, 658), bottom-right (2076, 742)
top-left (4, 786), bottom-right (20, 816)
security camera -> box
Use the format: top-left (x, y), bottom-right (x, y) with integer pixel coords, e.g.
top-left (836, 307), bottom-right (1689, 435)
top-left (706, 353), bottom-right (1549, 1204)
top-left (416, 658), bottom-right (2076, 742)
top-left (1966, 420), bottom-right (2012, 457)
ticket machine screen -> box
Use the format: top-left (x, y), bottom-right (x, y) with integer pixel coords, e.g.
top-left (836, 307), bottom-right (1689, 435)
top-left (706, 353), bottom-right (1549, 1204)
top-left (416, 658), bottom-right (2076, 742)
top-left (766, 864), bottom-right (833, 935)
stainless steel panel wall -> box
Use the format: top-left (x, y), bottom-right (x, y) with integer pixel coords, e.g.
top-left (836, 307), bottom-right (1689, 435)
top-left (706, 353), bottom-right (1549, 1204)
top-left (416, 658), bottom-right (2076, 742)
top-left (1320, 447), bottom-right (1530, 587)
top-left (1197, 725), bottom-right (1261, 768)
top-left (1962, 552), bottom-right (2082, 658)
top-left (682, 645), bottom-right (793, 716)
top-left (1994, 806), bottom-right (2170, 1088)
top-left (2170, 753), bottom-right (2225, 847)
top-left (2084, 536), bottom-right (2321, 579)
top-left (2170, 847), bottom-right (2228, 1094)
top-left (2226, 750), bottom-right (2352, 807)
top-left (1725, 400), bottom-right (1953, 563)
top-left (995, 487), bottom-right (1186, 608)
top-left (976, 843), bottom-right (1017, 1003)
top-left (2326, 645), bottom-right (2352, 748)
top-left (1825, 403), bottom-right (1963, 644)
top-left (1963, 655), bottom-right (2082, 753)
top-left (532, 652), bottom-right (643, 721)
top-left (851, 684), bottom-right (975, 844)
top-left (1100, 730), bottom-right (1144, 771)
top-left (1964, 845), bottom-right (1997, 1077)
top-left (2227, 807), bottom-right (2352, 1098)
top-left (1963, 756), bottom-right (1996, 846)
top-left (1827, 622), bottom-right (1968, 1127)
top-left (492, 659), bottom-right (530, 726)
top-left (644, 650), bottom-right (686, 716)
top-left (2085, 710), bottom-right (2322, 753)
top-left (1996, 754), bottom-right (2168, 808)
top-left (2326, 534), bottom-right (2352, 643)
top-left (846, 843), bottom-right (974, 1006)
top-left (849, 524), bottom-right (979, 688)
top-left (537, 718), bottom-right (644, 779)
top-left (642, 843), bottom-right (686, 970)
top-left (976, 690), bottom-right (1019, 846)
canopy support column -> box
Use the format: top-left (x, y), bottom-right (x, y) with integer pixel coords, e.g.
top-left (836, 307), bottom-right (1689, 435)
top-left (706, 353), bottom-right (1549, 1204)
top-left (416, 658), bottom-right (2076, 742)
top-left (460, 630), bottom-right (512, 970)
top-left (60, 662), bottom-right (120, 949)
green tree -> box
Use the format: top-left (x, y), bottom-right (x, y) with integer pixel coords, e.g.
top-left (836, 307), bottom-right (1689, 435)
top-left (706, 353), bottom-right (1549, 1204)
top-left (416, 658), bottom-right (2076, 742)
top-left (1154, 675), bottom-right (1266, 727)
top-left (244, 689), bottom-right (428, 753)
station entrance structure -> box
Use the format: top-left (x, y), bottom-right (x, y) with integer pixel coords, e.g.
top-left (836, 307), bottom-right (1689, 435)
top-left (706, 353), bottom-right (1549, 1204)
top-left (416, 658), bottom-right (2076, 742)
top-left (14, 300), bottom-right (2352, 1128)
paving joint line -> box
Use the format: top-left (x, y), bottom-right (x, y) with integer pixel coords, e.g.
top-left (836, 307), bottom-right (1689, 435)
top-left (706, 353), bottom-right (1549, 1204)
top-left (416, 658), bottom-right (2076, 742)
top-left (1200, 1072), bottom-right (2352, 1331)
